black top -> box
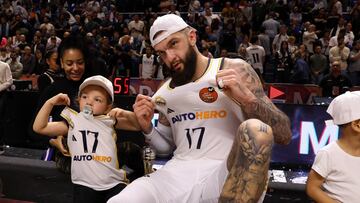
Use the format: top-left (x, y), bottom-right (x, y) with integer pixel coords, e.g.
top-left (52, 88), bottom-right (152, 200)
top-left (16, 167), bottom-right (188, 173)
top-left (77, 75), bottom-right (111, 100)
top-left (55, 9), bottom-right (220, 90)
top-left (319, 74), bottom-right (353, 97)
top-left (36, 77), bottom-right (83, 121)
top-left (37, 70), bottom-right (64, 94)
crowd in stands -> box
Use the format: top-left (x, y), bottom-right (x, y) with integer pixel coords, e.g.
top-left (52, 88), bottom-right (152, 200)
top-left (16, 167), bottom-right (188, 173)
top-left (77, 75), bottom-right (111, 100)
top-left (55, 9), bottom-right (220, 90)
top-left (1, 0), bottom-right (360, 97)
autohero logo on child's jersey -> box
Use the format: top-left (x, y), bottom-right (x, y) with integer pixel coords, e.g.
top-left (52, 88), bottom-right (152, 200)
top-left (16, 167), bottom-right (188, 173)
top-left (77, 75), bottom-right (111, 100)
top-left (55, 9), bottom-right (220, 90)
top-left (73, 154), bottom-right (112, 162)
top-left (171, 110), bottom-right (227, 124)
top-left (199, 87), bottom-right (218, 103)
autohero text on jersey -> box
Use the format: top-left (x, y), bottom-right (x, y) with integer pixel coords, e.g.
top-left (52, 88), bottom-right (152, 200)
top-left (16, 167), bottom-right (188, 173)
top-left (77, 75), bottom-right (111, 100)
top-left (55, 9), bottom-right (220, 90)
top-left (73, 154), bottom-right (112, 162)
top-left (171, 110), bottom-right (227, 124)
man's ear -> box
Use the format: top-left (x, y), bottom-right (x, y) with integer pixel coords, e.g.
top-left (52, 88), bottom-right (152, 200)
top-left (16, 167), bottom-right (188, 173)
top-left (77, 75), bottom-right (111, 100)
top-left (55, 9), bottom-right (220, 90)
top-left (188, 29), bottom-right (197, 47)
top-left (351, 119), bottom-right (360, 133)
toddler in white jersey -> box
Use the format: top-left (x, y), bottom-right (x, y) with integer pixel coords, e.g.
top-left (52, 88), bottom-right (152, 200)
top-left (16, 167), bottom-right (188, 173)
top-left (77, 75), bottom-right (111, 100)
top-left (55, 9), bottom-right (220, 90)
top-left (33, 75), bottom-right (140, 203)
top-left (306, 91), bottom-right (360, 203)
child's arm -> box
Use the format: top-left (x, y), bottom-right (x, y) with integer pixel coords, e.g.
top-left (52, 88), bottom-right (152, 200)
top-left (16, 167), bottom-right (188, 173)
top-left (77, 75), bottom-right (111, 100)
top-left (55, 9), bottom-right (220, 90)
top-left (33, 93), bottom-right (69, 136)
top-left (306, 169), bottom-right (339, 203)
top-left (108, 108), bottom-right (141, 131)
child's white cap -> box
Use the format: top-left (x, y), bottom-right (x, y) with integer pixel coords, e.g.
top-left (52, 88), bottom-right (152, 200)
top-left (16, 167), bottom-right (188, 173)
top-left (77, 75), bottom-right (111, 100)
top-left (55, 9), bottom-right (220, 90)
top-left (79, 75), bottom-right (114, 102)
top-left (150, 14), bottom-right (189, 47)
top-left (326, 91), bottom-right (360, 125)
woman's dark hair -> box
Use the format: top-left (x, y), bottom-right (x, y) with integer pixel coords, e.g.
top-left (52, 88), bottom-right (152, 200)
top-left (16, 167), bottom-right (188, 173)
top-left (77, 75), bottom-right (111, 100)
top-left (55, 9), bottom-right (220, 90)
top-left (57, 34), bottom-right (88, 61)
top-left (280, 40), bottom-right (289, 54)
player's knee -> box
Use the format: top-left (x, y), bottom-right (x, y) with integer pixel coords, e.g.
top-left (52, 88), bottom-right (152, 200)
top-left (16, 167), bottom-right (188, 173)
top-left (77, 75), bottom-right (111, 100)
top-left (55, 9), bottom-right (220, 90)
top-left (238, 119), bottom-right (273, 146)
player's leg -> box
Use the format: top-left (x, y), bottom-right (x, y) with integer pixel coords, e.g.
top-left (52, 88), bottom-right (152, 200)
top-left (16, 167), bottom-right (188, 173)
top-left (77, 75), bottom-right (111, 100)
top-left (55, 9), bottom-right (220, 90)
top-left (219, 118), bottom-right (273, 203)
top-left (107, 177), bottom-right (157, 203)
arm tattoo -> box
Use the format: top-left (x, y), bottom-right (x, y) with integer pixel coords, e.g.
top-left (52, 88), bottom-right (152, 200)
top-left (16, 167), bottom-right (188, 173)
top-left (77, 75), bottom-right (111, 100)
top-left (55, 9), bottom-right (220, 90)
top-left (235, 62), bottom-right (291, 145)
top-left (244, 88), bottom-right (291, 145)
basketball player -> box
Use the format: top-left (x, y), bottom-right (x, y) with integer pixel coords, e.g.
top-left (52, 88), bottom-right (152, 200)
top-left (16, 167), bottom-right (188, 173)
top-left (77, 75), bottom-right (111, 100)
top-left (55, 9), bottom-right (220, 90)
top-left (33, 75), bottom-right (140, 202)
top-left (108, 14), bottom-right (292, 203)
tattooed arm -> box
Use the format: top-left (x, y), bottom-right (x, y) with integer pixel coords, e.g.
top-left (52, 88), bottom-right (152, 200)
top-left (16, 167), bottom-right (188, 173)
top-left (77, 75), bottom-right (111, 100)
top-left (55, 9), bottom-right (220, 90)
top-left (216, 58), bottom-right (291, 145)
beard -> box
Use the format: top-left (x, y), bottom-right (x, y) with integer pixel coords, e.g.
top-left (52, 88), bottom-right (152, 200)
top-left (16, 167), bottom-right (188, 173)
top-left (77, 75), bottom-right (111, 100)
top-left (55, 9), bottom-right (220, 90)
top-left (169, 46), bottom-right (197, 87)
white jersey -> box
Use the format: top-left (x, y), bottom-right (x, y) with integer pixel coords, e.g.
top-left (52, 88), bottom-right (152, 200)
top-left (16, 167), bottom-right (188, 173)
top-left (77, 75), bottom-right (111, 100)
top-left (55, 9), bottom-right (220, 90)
top-left (61, 107), bottom-right (127, 191)
top-left (312, 141), bottom-right (360, 203)
top-left (141, 54), bottom-right (156, 79)
top-left (152, 58), bottom-right (245, 160)
top-left (246, 45), bottom-right (265, 73)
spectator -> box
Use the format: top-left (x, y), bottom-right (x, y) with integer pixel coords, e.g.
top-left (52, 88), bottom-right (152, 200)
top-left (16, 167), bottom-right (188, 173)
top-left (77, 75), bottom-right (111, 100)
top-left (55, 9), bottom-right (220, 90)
top-left (127, 14), bottom-right (144, 39)
top-left (139, 46), bottom-right (157, 79)
top-left (348, 40), bottom-right (360, 86)
top-left (262, 12), bottom-right (280, 42)
top-left (289, 6), bottom-right (302, 24)
top-left (319, 60), bottom-right (352, 98)
top-left (290, 50), bottom-right (311, 84)
top-left (274, 41), bottom-right (292, 83)
top-left (0, 47), bottom-right (10, 63)
top-left (39, 16), bottom-right (55, 36)
top-left (309, 44), bottom-right (328, 84)
top-left (8, 51), bottom-right (23, 79)
top-left (221, 1), bottom-right (235, 24)
top-left (258, 26), bottom-right (271, 63)
top-left (320, 30), bottom-right (331, 58)
top-left (344, 22), bottom-right (355, 48)
top-left (246, 35), bottom-right (265, 74)
top-left (201, 25), bottom-right (217, 56)
top-left (0, 61), bottom-right (13, 154)
top-left (219, 20), bottom-right (237, 53)
top-left (37, 51), bottom-right (63, 93)
top-left (46, 35), bottom-right (61, 53)
top-left (272, 24), bottom-right (289, 55)
top-left (34, 48), bottom-right (47, 75)
top-left (329, 35), bottom-right (350, 72)
top-left (21, 45), bottom-right (36, 75)
top-left (302, 24), bottom-right (318, 54)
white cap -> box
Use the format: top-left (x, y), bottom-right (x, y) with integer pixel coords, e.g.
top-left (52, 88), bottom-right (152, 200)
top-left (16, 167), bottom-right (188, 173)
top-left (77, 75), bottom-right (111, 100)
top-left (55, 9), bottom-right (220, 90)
top-left (79, 75), bottom-right (114, 102)
top-left (150, 14), bottom-right (189, 47)
top-left (326, 91), bottom-right (360, 125)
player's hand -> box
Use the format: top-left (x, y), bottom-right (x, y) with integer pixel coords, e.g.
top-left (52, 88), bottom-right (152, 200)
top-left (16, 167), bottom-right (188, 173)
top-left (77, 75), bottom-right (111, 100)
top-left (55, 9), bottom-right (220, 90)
top-left (133, 94), bottom-right (155, 133)
top-left (216, 68), bottom-right (257, 106)
top-left (48, 93), bottom-right (71, 106)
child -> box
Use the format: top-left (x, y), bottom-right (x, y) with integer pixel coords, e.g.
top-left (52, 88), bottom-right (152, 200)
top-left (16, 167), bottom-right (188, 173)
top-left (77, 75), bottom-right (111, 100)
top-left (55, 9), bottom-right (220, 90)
top-left (306, 91), bottom-right (360, 203)
top-left (33, 75), bottom-right (140, 202)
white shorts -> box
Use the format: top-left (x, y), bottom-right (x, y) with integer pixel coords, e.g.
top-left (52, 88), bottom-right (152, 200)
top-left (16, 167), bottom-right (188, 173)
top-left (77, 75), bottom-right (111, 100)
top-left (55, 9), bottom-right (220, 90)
top-left (107, 158), bottom-right (266, 203)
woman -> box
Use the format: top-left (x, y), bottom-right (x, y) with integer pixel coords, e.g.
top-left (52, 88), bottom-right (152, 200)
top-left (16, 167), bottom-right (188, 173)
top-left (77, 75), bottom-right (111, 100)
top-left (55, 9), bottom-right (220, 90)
top-left (274, 41), bottom-right (293, 83)
top-left (30, 35), bottom-right (91, 172)
top-left (36, 50), bottom-right (64, 93)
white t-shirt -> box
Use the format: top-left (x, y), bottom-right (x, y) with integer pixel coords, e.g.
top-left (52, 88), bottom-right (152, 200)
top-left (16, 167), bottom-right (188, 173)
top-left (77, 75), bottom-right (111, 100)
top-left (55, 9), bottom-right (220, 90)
top-left (312, 141), bottom-right (360, 203)
top-left (61, 107), bottom-right (127, 190)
